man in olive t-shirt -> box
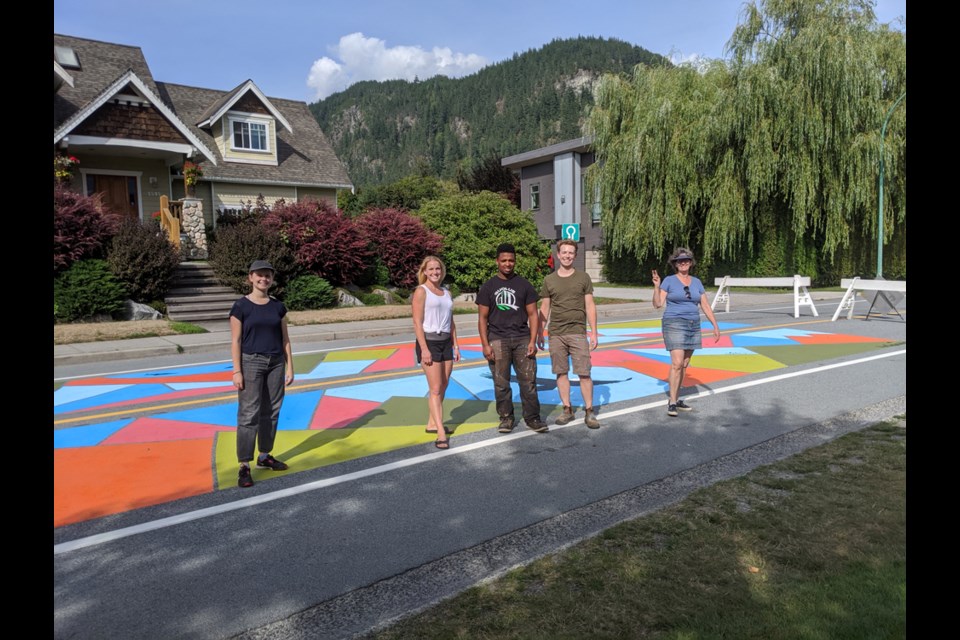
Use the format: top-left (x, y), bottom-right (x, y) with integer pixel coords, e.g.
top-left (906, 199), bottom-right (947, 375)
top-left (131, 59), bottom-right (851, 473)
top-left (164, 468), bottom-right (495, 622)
top-left (537, 239), bottom-right (600, 428)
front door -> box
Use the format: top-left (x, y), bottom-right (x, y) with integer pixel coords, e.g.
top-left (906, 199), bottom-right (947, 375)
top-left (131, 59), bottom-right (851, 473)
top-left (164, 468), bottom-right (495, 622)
top-left (86, 174), bottom-right (139, 219)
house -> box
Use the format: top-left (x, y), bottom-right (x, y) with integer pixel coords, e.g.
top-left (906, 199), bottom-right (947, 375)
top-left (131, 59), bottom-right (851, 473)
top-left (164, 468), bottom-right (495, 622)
top-left (501, 136), bottom-right (603, 281)
top-left (54, 34), bottom-right (353, 258)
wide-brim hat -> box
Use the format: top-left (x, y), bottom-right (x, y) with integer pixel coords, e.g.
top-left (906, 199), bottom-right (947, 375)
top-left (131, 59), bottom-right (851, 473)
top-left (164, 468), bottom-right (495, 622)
top-left (670, 252), bottom-right (694, 262)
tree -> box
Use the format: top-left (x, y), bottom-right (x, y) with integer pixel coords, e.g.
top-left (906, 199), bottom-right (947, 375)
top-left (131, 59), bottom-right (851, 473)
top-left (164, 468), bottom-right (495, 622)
top-left (456, 155), bottom-right (520, 207)
top-left (417, 191), bottom-right (551, 292)
top-left (589, 0), bottom-right (906, 280)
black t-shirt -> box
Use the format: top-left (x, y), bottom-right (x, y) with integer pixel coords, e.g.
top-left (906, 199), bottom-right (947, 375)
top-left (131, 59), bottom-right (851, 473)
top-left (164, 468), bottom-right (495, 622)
top-left (476, 273), bottom-right (538, 340)
top-left (229, 296), bottom-right (287, 355)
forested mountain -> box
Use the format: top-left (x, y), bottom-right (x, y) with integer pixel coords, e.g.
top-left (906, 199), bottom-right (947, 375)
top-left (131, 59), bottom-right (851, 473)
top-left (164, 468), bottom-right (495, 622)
top-left (310, 37), bottom-right (668, 187)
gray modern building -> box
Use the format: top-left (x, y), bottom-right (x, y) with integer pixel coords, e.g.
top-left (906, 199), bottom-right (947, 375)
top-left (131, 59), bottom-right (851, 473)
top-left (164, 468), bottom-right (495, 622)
top-left (502, 135), bottom-right (603, 280)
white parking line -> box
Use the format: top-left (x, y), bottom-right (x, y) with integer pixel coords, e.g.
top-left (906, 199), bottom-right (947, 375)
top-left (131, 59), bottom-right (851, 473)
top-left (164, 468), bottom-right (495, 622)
top-left (54, 348), bottom-right (905, 555)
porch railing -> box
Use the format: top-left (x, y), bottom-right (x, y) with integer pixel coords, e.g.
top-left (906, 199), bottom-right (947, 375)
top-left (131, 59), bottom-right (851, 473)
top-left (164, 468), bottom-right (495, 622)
top-left (159, 195), bottom-right (182, 250)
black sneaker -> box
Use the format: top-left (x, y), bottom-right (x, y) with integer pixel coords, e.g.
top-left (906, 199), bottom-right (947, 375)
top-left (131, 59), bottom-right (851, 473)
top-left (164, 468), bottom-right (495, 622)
top-left (526, 418), bottom-right (549, 433)
top-left (238, 465), bottom-right (254, 488)
top-left (497, 418), bottom-right (515, 433)
top-left (555, 406), bottom-right (575, 425)
top-left (256, 454), bottom-right (289, 471)
top-left (667, 404), bottom-right (679, 417)
top-left (584, 409), bottom-right (600, 429)
top-left (675, 400), bottom-right (693, 412)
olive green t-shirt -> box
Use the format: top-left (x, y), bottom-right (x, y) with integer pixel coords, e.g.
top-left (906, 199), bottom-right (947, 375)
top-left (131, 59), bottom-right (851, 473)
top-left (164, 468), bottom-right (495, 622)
top-left (539, 270), bottom-right (594, 336)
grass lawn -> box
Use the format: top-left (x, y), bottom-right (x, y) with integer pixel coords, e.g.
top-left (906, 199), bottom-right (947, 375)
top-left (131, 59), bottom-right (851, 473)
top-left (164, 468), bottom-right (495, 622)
top-left (368, 419), bottom-right (906, 640)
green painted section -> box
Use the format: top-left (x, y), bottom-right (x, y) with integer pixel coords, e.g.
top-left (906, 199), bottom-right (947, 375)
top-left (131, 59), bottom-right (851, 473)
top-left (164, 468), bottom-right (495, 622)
top-left (752, 342), bottom-right (893, 367)
top-left (324, 348), bottom-right (397, 362)
top-left (293, 352), bottom-right (326, 373)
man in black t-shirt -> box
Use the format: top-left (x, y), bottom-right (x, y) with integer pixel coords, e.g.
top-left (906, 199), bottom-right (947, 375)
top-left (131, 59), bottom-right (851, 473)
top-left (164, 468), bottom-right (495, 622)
top-left (476, 244), bottom-right (549, 433)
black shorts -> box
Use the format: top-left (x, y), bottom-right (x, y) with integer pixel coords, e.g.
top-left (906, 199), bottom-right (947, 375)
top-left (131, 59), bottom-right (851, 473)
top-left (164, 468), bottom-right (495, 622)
top-left (415, 337), bottom-right (454, 363)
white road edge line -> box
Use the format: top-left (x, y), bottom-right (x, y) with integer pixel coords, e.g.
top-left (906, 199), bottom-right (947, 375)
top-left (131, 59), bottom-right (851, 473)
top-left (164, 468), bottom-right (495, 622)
top-left (54, 348), bottom-right (905, 556)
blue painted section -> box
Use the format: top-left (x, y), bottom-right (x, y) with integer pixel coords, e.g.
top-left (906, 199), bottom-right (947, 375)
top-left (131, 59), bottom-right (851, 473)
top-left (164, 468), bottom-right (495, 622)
top-left (456, 349), bottom-right (487, 362)
top-left (595, 327), bottom-right (662, 337)
top-left (326, 377), bottom-right (428, 401)
top-left (54, 384), bottom-right (129, 408)
top-left (299, 359), bottom-right (376, 380)
top-left (54, 418), bottom-right (134, 449)
top-left (54, 384), bottom-right (173, 414)
top-left (107, 362), bottom-right (232, 378)
top-left (277, 391), bottom-right (324, 430)
top-left (442, 379), bottom-right (477, 401)
top-left (167, 382), bottom-right (234, 390)
top-left (728, 335), bottom-right (796, 347)
top-left (738, 328), bottom-right (823, 339)
top-left (160, 403), bottom-right (239, 428)
top-left (449, 367), bottom-right (497, 402)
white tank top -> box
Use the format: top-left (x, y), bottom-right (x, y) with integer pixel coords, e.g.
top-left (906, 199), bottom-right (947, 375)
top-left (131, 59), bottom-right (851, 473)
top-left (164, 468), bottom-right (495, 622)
top-left (420, 284), bottom-right (453, 334)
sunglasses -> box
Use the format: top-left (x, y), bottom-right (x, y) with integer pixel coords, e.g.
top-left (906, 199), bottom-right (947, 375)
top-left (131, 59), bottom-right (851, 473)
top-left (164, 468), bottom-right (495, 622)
top-left (684, 285), bottom-right (691, 299)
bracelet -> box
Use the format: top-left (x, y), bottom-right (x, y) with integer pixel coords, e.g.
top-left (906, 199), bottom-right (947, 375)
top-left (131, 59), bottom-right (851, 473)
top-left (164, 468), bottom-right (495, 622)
top-left (232, 371), bottom-right (241, 375)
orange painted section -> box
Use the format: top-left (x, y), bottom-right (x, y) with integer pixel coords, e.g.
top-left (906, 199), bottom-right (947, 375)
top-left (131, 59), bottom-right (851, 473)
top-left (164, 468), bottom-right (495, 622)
top-left (54, 438), bottom-right (213, 527)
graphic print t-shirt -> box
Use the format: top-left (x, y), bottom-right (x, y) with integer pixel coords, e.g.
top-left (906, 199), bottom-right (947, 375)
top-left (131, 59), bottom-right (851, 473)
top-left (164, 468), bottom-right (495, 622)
top-left (476, 274), bottom-right (539, 340)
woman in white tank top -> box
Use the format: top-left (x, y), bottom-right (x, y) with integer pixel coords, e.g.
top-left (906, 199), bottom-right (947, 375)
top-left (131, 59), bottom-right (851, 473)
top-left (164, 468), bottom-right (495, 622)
top-left (412, 256), bottom-right (460, 449)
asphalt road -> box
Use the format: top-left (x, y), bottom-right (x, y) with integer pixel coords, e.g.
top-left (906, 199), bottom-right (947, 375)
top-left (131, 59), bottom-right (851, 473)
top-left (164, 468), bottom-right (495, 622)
top-left (53, 299), bottom-right (906, 640)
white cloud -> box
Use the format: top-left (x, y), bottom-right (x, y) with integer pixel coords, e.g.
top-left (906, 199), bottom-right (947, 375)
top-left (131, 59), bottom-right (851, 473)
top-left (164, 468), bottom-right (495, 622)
top-left (307, 32), bottom-right (488, 100)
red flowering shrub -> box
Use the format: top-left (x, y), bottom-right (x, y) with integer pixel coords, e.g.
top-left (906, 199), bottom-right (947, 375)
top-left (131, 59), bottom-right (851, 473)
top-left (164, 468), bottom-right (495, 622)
top-left (262, 199), bottom-right (371, 286)
top-left (54, 184), bottom-right (119, 274)
top-left (357, 208), bottom-right (443, 288)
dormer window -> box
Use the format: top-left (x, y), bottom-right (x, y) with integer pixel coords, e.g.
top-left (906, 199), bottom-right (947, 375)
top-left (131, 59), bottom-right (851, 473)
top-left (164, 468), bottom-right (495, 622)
top-left (229, 115), bottom-right (269, 152)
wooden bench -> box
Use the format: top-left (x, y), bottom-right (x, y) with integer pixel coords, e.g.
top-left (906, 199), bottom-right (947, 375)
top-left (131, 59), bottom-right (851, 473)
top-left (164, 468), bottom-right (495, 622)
top-left (712, 275), bottom-right (818, 318)
top-left (832, 278), bottom-right (907, 321)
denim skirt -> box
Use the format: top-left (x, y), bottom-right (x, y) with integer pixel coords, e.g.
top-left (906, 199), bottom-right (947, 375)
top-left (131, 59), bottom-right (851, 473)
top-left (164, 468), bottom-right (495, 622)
top-left (661, 317), bottom-right (702, 351)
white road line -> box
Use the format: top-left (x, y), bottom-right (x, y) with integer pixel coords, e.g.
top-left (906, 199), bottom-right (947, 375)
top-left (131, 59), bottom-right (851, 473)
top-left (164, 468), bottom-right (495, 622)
top-left (54, 348), bottom-right (905, 556)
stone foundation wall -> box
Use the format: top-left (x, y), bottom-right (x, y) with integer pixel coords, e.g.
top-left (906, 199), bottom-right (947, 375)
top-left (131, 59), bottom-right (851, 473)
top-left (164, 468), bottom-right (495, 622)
top-left (180, 198), bottom-right (208, 259)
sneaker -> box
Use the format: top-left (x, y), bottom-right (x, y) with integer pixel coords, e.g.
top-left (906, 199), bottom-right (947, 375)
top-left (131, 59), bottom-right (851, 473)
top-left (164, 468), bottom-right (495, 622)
top-left (667, 403), bottom-right (679, 417)
top-left (498, 417), bottom-right (515, 433)
top-left (238, 465), bottom-right (254, 488)
top-left (584, 409), bottom-right (600, 429)
top-left (256, 454), bottom-right (289, 471)
top-left (555, 406), bottom-right (575, 425)
top-left (675, 399), bottom-right (693, 412)
top-left (526, 418), bottom-right (550, 433)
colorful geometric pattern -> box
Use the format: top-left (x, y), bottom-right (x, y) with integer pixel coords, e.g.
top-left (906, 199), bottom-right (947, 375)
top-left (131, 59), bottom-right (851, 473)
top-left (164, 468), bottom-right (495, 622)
top-left (54, 321), bottom-right (893, 527)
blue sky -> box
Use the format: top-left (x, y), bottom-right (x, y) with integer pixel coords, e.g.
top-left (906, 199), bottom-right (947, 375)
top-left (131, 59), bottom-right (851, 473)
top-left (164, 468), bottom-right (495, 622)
top-left (54, 0), bottom-right (906, 103)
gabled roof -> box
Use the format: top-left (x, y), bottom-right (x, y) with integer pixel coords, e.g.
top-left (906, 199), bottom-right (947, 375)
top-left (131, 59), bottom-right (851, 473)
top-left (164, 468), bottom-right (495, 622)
top-left (196, 80), bottom-right (293, 133)
top-left (159, 82), bottom-right (352, 189)
top-left (54, 69), bottom-right (218, 165)
top-left (54, 33), bottom-right (351, 190)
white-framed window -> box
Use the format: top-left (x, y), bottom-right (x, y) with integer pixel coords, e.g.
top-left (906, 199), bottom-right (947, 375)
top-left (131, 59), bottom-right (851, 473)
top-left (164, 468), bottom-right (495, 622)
top-left (229, 116), bottom-right (269, 152)
top-left (530, 183), bottom-right (540, 210)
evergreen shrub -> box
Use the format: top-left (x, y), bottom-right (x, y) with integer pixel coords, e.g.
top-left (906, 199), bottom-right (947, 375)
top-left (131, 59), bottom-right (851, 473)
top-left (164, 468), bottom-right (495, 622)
top-left (106, 218), bottom-right (181, 302)
top-left (283, 275), bottom-right (336, 310)
top-left (54, 259), bottom-right (128, 323)
top-left (208, 221), bottom-right (299, 296)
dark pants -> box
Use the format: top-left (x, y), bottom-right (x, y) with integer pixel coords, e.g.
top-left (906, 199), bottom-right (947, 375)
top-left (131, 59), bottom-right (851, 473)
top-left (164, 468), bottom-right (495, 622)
top-left (236, 353), bottom-right (285, 463)
top-left (488, 336), bottom-right (541, 424)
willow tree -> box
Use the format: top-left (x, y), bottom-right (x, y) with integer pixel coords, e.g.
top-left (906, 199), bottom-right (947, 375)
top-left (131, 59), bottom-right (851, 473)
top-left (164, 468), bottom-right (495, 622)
top-left (590, 0), bottom-right (906, 279)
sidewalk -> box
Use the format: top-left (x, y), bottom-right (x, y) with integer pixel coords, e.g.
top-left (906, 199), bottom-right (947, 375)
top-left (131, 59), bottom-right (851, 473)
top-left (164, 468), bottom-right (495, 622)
top-left (54, 290), bottom-right (849, 367)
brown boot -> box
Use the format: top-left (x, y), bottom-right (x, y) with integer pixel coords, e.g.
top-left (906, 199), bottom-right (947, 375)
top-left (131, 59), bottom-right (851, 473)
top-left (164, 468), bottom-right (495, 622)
top-left (555, 406), bottom-right (575, 425)
top-left (584, 408), bottom-right (600, 429)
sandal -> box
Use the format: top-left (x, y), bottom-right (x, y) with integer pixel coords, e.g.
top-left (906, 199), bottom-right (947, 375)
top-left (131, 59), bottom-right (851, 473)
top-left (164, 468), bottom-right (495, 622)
top-left (434, 438), bottom-right (450, 450)
top-left (425, 427), bottom-right (453, 435)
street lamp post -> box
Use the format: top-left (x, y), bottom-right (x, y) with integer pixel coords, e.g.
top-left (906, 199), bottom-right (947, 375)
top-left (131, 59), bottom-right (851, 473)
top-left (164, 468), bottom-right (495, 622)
top-left (877, 91), bottom-right (906, 278)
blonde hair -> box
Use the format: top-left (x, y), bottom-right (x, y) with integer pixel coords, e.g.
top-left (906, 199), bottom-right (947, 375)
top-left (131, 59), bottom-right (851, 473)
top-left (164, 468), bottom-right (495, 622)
top-left (417, 255), bottom-right (446, 285)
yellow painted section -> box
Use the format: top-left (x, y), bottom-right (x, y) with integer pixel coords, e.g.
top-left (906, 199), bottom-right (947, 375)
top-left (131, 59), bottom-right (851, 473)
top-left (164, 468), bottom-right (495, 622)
top-left (602, 320), bottom-right (662, 329)
top-left (214, 421), bottom-right (498, 489)
top-left (324, 349), bottom-right (397, 362)
top-left (690, 353), bottom-right (785, 373)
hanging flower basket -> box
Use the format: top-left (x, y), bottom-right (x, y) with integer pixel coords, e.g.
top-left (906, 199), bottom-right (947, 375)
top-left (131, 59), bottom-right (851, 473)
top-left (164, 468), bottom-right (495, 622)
top-left (183, 160), bottom-right (203, 198)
